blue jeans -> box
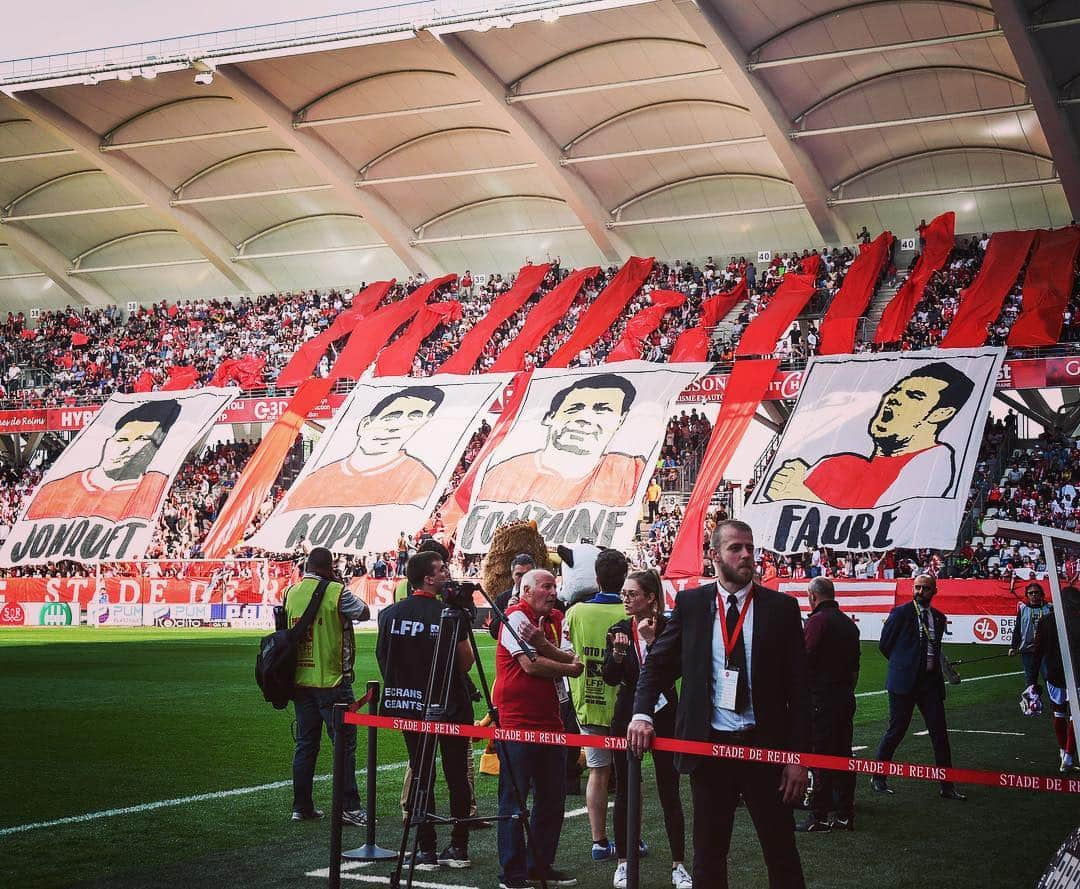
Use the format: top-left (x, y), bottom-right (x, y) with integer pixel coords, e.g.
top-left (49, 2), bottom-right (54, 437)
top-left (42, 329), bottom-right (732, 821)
top-left (497, 741), bottom-right (566, 881)
top-left (292, 683), bottom-right (362, 813)
top-left (1021, 651), bottom-right (1048, 687)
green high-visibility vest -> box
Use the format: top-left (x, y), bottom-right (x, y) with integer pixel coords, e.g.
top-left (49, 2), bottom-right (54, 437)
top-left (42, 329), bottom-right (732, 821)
top-left (284, 577), bottom-right (349, 689)
top-left (565, 600), bottom-right (626, 728)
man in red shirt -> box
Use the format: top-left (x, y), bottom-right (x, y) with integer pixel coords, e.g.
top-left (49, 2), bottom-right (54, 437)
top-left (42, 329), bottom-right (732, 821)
top-left (494, 569), bottom-right (583, 888)
top-left (27, 399), bottom-right (179, 522)
top-left (478, 373), bottom-right (646, 510)
top-left (284, 386), bottom-right (443, 510)
top-left (764, 362), bottom-right (975, 509)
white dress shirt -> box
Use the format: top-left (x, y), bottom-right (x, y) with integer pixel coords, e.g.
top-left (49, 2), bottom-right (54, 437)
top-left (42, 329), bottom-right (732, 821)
top-left (711, 580), bottom-right (756, 732)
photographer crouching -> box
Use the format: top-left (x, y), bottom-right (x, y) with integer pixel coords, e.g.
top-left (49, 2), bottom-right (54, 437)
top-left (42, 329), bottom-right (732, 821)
top-left (376, 550), bottom-right (475, 870)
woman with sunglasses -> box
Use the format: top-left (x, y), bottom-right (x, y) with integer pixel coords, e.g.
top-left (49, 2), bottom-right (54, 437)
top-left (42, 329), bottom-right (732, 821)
top-left (603, 569), bottom-right (691, 888)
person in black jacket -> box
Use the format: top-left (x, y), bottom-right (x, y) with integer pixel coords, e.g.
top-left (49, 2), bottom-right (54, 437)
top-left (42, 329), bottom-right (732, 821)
top-left (1032, 585), bottom-right (1080, 772)
top-left (871, 573), bottom-right (966, 800)
top-left (603, 569), bottom-right (690, 889)
top-left (797, 577), bottom-right (860, 832)
top-left (628, 519), bottom-right (810, 889)
top-left (488, 553), bottom-right (536, 640)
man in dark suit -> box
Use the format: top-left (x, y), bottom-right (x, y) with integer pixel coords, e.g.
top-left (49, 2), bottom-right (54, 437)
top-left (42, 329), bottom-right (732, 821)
top-left (628, 519), bottom-right (811, 889)
top-left (871, 573), bottom-right (966, 800)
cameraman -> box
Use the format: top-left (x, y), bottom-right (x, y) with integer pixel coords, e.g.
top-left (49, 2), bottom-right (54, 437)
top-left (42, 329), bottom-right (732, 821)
top-left (286, 547), bottom-right (370, 825)
top-left (377, 550), bottom-right (475, 869)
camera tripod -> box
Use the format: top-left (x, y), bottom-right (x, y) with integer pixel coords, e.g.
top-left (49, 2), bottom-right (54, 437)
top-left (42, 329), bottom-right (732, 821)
top-left (391, 592), bottom-right (550, 889)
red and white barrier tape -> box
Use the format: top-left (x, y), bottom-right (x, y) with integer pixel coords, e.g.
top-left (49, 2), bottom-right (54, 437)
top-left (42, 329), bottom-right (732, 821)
top-left (343, 712), bottom-right (1080, 795)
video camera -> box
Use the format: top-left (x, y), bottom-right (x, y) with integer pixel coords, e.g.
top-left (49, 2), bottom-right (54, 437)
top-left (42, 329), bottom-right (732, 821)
top-left (439, 579), bottom-right (482, 612)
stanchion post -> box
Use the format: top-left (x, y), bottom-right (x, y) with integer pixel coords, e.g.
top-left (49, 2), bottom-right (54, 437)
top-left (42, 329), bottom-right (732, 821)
top-left (343, 681), bottom-right (397, 861)
top-left (626, 749), bottom-right (642, 889)
top-left (329, 703), bottom-right (346, 889)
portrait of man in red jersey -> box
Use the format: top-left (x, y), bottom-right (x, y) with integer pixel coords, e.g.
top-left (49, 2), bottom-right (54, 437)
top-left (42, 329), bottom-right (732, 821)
top-left (763, 361), bottom-right (974, 509)
top-left (476, 372), bottom-right (646, 509)
top-left (284, 385), bottom-right (443, 510)
top-left (26, 399), bottom-right (180, 522)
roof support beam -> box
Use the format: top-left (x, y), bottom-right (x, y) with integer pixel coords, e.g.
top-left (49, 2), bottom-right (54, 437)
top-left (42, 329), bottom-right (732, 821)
top-left (564, 135), bottom-right (769, 165)
top-left (213, 64), bottom-right (443, 278)
top-left (0, 223), bottom-right (113, 305)
top-left (506, 66), bottom-right (723, 103)
top-left (990, 0), bottom-right (1080, 219)
top-left (791, 103), bottom-right (1035, 138)
top-left (426, 31), bottom-right (630, 264)
top-left (748, 28), bottom-right (1003, 70)
top-left (0, 148), bottom-right (76, 165)
top-left (1, 91), bottom-right (273, 294)
top-left (671, 0), bottom-right (852, 245)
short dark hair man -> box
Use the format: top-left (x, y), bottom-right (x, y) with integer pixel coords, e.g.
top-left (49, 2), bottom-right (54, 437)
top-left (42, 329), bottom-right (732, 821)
top-left (377, 549), bottom-right (475, 869)
top-left (494, 568), bottom-right (583, 888)
top-left (1009, 582), bottom-right (1053, 687)
top-left (27, 398), bottom-right (182, 522)
top-left (286, 386), bottom-right (445, 510)
top-left (797, 576), bottom-right (861, 832)
top-left (764, 362), bottom-right (975, 508)
top-left (477, 373), bottom-right (646, 509)
top-left (871, 574), bottom-right (966, 800)
top-left (488, 553), bottom-right (536, 640)
top-left (285, 546), bottom-right (371, 824)
top-left (629, 519), bottom-right (811, 887)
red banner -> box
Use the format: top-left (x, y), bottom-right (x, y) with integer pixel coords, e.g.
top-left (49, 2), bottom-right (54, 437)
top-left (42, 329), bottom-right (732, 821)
top-left (437, 264), bottom-right (550, 375)
top-left (546, 257), bottom-right (654, 367)
top-left (819, 233), bottom-right (893, 355)
top-left (276, 281), bottom-right (394, 386)
top-left (490, 267), bottom-right (598, 372)
top-left (875, 212), bottom-right (955, 343)
top-left (374, 300), bottom-right (463, 377)
top-left (665, 359), bottom-right (780, 578)
top-left (605, 290), bottom-right (686, 362)
top-left (1009, 227), bottom-right (1080, 347)
top-left (941, 230), bottom-right (1037, 347)
top-left (201, 377), bottom-right (334, 558)
top-left (162, 365), bottom-right (199, 391)
top-left (735, 273), bottom-right (816, 357)
top-left (330, 275), bottom-right (456, 381)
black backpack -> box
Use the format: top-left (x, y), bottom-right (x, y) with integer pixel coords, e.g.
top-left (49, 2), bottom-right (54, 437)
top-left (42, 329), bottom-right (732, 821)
top-left (255, 579), bottom-right (330, 710)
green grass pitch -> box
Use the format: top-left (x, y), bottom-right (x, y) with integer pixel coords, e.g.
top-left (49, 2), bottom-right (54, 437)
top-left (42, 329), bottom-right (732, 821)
top-left (1, 627), bottom-right (1075, 888)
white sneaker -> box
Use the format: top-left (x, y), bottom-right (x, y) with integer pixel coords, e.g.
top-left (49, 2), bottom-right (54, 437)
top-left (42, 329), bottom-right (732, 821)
top-left (613, 861), bottom-right (627, 889)
top-left (671, 863), bottom-right (693, 888)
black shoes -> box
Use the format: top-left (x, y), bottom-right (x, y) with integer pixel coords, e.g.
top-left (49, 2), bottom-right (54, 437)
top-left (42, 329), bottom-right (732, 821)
top-left (795, 817), bottom-right (831, 832)
top-left (940, 785), bottom-right (967, 801)
top-left (829, 815), bottom-right (855, 831)
top-left (437, 846), bottom-right (472, 868)
top-left (869, 776), bottom-right (894, 794)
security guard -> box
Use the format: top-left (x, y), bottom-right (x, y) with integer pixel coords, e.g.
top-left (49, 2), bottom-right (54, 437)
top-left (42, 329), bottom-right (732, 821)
top-left (286, 546), bottom-right (370, 824)
top-left (377, 550), bottom-right (475, 869)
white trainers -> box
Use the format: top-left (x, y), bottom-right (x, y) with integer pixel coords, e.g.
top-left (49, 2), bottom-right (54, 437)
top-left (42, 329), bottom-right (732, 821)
top-left (613, 861), bottom-right (627, 889)
top-left (671, 863), bottom-right (693, 888)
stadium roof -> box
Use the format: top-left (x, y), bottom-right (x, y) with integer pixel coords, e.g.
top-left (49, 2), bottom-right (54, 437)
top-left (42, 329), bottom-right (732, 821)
top-left (0, 0), bottom-right (1077, 310)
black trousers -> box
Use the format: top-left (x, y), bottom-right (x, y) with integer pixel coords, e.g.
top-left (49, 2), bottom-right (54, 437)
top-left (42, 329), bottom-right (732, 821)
top-left (403, 730), bottom-right (471, 852)
top-left (689, 733), bottom-right (806, 889)
top-left (808, 687), bottom-right (856, 820)
top-left (613, 743), bottom-right (685, 860)
top-left (875, 671), bottom-right (953, 787)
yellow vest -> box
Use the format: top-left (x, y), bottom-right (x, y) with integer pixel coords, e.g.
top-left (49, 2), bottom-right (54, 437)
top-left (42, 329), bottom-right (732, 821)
top-left (284, 577), bottom-right (350, 688)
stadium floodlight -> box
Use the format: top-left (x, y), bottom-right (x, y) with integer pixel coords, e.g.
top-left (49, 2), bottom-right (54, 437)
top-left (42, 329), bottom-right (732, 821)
top-left (117, 69), bottom-right (133, 82)
top-left (494, 15), bottom-right (514, 28)
top-left (139, 67), bottom-right (158, 80)
top-left (81, 73), bottom-right (99, 85)
top-left (193, 70), bottom-right (214, 86)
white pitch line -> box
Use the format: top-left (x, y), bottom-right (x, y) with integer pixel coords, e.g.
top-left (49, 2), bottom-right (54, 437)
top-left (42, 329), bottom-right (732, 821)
top-left (851, 746), bottom-right (868, 752)
top-left (342, 877), bottom-right (477, 888)
top-left (854, 670), bottom-right (1022, 698)
top-left (915, 729), bottom-right (1025, 737)
top-left (0, 760), bottom-right (410, 838)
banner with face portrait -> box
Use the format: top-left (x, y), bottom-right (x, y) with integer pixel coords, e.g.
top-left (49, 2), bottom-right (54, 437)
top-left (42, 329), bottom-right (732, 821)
top-left (741, 348), bottom-right (1005, 554)
top-left (248, 374), bottom-right (512, 556)
top-left (458, 361), bottom-right (711, 553)
top-left (0, 388), bottom-right (239, 567)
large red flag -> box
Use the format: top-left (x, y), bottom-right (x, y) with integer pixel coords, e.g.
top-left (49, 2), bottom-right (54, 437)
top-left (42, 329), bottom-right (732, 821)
top-left (437, 264), bottom-right (550, 375)
top-left (134, 370), bottom-right (155, 393)
top-left (490, 268), bottom-right (599, 372)
top-left (874, 212), bottom-right (955, 343)
top-left (546, 257), bottom-right (654, 367)
top-left (331, 275), bottom-right (456, 381)
top-left (1009, 227), bottom-right (1080, 346)
top-left (201, 377), bottom-right (333, 558)
top-left (670, 279), bottom-right (747, 362)
top-left (818, 233), bottom-right (894, 355)
top-left (275, 281), bottom-right (395, 386)
top-left (735, 274), bottom-right (816, 357)
top-left (375, 301), bottom-right (463, 377)
top-left (162, 365), bottom-right (199, 391)
top-left (605, 290), bottom-right (686, 362)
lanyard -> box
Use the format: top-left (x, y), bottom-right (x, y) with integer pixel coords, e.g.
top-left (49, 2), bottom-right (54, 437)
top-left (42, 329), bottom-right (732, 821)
top-left (717, 587), bottom-right (753, 658)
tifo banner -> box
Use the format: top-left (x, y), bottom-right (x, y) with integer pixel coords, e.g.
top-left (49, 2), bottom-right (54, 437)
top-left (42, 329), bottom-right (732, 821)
top-left (458, 361), bottom-right (709, 553)
top-left (742, 349), bottom-right (1005, 553)
top-left (0, 389), bottom-right (238, 568)
top-left (250, 374), bottom-right (511, 556)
